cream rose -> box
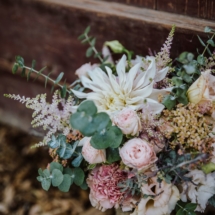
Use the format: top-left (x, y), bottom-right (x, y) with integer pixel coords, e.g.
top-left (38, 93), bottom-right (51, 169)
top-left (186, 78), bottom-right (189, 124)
top-left (131, 177), bottom-right (180, 215)
top-left (119, 138), bottom-right (157, 171)
top-left (80, 137), bottom-right (106, 164)
top-left (187, 70), bottom-right (215, 104)
top-left (113, 108), bottom-right (141, 136)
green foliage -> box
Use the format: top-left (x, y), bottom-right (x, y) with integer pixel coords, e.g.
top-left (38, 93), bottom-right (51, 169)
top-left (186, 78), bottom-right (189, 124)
top-left (197, 28), bottom-right (215, 57)
top-left (201, 162), bottom-right (215, 174)
top-left (106, 147), bottom-right (121, 163)
top-left (78, 26), bottom-right (114, 71)
top-left (48, 134), bottom-right (79, 160)
top-left (208, 194), bottom-right (215, 207)
top-left (11, 56), bottom-right (70, 97)
top-left (175, 202), bottom-right (197, 215)
top-left (71, 151), bottom-right (83, 167)
top-left (70, 100), bottom-right (123, 149)
top-left (162, 51), bottom-right (200, 110)
top-left (157, 150), bottom-right (192, 184)
top-left (37, 162), bottom-right (86, 192)
top-left (118, 177), bottom-right (140, 196)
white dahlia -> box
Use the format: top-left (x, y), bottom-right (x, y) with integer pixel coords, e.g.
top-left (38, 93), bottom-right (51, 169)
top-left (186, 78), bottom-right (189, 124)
top-left (72, 55), bottom-right (167, 114)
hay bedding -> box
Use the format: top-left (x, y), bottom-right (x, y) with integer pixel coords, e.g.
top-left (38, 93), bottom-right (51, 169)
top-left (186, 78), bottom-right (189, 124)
top-left (0, 123), bottom-right (114, 215)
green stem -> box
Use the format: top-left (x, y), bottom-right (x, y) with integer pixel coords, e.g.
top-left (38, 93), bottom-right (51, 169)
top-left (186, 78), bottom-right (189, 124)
top-left (202, 33), bottom-right (215, 56)
top-left (85, 34), bottom-right (103, 63)
top-left (23, 65), bottom-right (71, 94)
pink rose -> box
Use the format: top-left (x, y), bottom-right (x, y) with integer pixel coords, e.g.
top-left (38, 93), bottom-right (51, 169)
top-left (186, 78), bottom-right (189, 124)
top-left (80, 137), bottom-right (106, 164)
top-left (75, 63), bottom-right (98, 78)
top-left (113, 108), bottom-right (141, 136)
top-left (119, 138), bottom-right (157, 171)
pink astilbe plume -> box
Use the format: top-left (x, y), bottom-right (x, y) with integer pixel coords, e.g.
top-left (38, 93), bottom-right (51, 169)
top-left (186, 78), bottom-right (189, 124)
top-left (155, 25), bottom-right (175, 71)
top-left (6, 90), bottom-right (75, 146)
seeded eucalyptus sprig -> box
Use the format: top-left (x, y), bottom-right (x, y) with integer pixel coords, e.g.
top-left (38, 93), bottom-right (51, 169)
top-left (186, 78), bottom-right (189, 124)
top-left (12, 56), bottom-right (70, 97)
top-left (197, 26), bottom-right (215, 66)
top-left (78, 26), bottom-right (104, 62)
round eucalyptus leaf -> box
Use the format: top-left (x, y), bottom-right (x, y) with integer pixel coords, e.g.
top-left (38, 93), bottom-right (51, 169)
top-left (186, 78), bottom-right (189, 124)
top-left (51, 169), bottom-right (64, 187)
top-left (58, 174), bottom-right (72, 192)
top-left (73, 167), bottom-right (85, 186)
top-left (50, 162), bottom-right (63, 172)
top-left (41, 178), bottom-right (51, 191)
top-left (77, 100), bottom-right (97, 116)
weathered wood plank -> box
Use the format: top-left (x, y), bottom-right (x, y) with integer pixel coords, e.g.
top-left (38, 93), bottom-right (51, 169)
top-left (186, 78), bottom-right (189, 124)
top-left (101, 0), bottom-right (156, 9)
top-left (157, 0), bottom-right (215, 20)
top-left (0, 0), bottom-right (215, 129)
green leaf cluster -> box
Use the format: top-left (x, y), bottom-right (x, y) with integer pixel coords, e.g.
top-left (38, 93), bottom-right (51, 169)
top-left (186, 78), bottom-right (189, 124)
top-left (198, 27), bottom-right (215, 59)
top-left (48, 134), bottom-right (79, 160)
top-left (162, 52), bottom-right (200, 110)
top-left (208, 194), bottom-right (215, 207)
top-left (157, 151), bottom-right (192, 184)
top-left (78, 26), bottom-right (112, 71)
top-left (37, 162), bottom-right (86, 192)
top-left (70, 100), bottom-right (123, 150)
top-left (175, 201), bottom-right (197, 215)
top-left (12, 56), bottom-right (69, 98)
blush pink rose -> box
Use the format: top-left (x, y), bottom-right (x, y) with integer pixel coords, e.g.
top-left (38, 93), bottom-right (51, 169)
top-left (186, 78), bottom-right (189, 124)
top-left (119, 138), bottom-right (157, 171)
top-left (75, 63), bottom-right (98, 78)
top-left (113, 108), bottom-right (141, 136)
top-left (80, 137), bottom-right (106, 164)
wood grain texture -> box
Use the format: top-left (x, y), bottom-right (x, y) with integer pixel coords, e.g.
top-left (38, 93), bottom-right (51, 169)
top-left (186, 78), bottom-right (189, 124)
top-left (157, 0), bottom-right (215, 20)
top-left (0, 0), bottom-right (215, 128)
top-left (101, 0), bottom-right (156, 9)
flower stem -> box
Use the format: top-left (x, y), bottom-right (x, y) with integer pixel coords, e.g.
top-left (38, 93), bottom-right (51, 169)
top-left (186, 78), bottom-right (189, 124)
top-left (23, 65), bottom-right (71, 94)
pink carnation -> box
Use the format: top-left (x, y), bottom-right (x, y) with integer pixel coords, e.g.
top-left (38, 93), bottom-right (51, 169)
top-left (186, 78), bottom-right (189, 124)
top-left (87, 164), bottom-right (128, 211)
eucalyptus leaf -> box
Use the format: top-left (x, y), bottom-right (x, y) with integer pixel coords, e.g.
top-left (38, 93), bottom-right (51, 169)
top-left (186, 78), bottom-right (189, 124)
top-left (51, 169), bottom-right (64, 187)
top-left (77, 100), bottom-right (97, 116)
top-left (86, 47), bottom-right (93, 57)
top-left (73, 167), bottom-right (85, 186)
top-left (91, 126), bottom-right (123, 149)
top-left (208, 194), bottom-right (215, 207)
top-left (106, 147), bottom-right (120, 163)
top-left (71, 153), bottom-right (83, 167)
top-left (41, 178), bottom-right (51, 191)
top-left (55, 72), bottom-right (64, 84)
top-left (184, 203), bottom-right (197, 211)
top-left (12, 64), bottom-right (18, 74)
top-left (207, 39), bottom-right (215, 47)
top-left (58, 174), bottom-right (72, 192)
top-left (50, 162), bottom-right (63, 172)
top-left (162, 94), bottom-right (176, 110)
top-left (57, 139), bottom-right (79, 159)
top-left (197, 55), bottom-right (205, 66)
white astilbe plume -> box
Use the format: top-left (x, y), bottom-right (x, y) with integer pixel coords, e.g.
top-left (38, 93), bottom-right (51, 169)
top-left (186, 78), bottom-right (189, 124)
top-left (6, 91), bottom-right (75, 146)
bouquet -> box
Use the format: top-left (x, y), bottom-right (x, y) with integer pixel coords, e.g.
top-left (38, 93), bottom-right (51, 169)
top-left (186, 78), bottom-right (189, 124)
top-left (5, 25), bottom-right (215, 215)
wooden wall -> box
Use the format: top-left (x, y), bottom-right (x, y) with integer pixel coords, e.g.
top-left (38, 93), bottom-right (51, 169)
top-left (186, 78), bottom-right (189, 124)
top-left (105, 0), bottom-right (215, 20)
top-left (0, 0), bottom-right (215, 131)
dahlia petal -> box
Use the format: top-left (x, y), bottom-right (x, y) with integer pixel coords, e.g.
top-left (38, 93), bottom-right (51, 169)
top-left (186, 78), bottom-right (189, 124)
top-left (72, 90), bottom-right (88, 99)
top-left (116, 55), bottom-right (127, 87)
top-left (154, 67), bottom-right (169, 82)
top-left (124, 63), bottom-right (140, 94)
top-left (130, 81), bottom-right (154, 98)
top-left (142, 98), bottom-right (165, 114)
